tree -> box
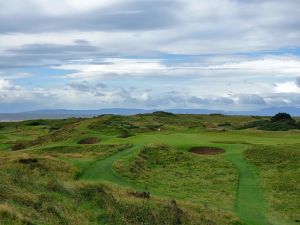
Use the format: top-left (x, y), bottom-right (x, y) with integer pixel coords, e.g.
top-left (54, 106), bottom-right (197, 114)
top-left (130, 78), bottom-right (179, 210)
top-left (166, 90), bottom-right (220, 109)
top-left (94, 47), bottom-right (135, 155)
top-left (271, 112), bottom-right (294, 123)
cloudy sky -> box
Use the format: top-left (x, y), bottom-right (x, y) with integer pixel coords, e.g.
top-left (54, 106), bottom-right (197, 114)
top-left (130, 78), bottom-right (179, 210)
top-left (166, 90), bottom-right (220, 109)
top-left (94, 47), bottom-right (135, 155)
top-left (1, 0), bottom-right (300, 112)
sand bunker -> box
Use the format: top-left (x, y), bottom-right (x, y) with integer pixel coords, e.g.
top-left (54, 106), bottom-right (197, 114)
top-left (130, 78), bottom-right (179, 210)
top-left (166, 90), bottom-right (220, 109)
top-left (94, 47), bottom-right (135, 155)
top-left (190, 147), bottom-right (225, 155)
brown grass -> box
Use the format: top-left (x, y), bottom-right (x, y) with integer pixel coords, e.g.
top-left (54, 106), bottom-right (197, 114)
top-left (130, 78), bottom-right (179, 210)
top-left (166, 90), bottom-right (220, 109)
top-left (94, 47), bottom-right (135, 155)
top-left (77, 137), bottom-right (100, 145)
top-left (190, 147), bottom-right (225, 155)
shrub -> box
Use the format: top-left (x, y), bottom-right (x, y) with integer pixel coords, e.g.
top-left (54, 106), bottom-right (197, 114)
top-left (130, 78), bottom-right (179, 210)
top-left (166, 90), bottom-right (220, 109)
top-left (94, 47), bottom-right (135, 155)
top-left (146, 124), bottom-right (161, 130)
top-left (26, 120), bottom-right (48, 126)
top-left (117, 129), bottom-right (133, 138)
top-left (271, 112), bottom-right (294, 122)
top-left (243, 113), bottom-right (298, 131)
top-left (152, 111), bottom-right (175, 116)
top-left (218, 122), bottom-right (231, 127)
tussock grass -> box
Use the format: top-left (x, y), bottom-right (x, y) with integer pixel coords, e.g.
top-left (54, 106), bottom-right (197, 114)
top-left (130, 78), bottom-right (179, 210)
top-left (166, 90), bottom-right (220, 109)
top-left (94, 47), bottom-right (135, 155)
top-left (245, 145), bottom-right (300, 224)
top-left (0, 150), bottom-right (238, 225)
top-left (1, 113), bottom-right (299, 224)
top-left (115, 144), bottom-right (238, 209)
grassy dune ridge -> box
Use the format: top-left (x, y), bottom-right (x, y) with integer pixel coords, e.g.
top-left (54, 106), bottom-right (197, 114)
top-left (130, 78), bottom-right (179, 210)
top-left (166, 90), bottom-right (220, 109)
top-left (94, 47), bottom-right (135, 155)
top-left (0, 113), bottom-right (299, 224)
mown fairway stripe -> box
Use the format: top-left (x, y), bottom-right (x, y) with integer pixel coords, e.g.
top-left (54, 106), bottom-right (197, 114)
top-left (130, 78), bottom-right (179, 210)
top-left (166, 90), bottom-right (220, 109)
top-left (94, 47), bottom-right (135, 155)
top-left (225, 145), bottom-right (270, 225)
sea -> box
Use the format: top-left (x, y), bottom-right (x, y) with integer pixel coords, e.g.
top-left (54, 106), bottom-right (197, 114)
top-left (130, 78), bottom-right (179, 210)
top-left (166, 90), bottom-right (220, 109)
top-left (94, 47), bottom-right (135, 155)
top-left (0, 114), bottom-right (94, 122)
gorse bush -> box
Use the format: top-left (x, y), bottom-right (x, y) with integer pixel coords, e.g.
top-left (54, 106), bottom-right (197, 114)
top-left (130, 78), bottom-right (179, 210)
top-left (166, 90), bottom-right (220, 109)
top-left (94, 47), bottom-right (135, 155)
top-left (271, 112), bottom-right (294, 122)
top-left (243, 112), bottom-right (299, 131)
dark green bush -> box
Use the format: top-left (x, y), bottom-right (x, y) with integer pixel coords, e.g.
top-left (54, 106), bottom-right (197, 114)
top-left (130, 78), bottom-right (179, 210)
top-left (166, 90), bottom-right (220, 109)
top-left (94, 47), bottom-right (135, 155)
top-left (271, 112), bottom-right (294, 122)
top-left (117, 129), bottom-right (133, 138)
top-left (26, 120), bottom-right (48, 126)
top-left (243, 113), bottom-right (299, 131)
top-left (152, 111), bottom-right (175, 117)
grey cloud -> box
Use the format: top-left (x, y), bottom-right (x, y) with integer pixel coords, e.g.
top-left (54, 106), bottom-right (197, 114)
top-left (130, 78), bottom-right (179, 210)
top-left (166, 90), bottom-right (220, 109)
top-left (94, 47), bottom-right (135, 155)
top-left (1, 0), bottom-right (300, 71)
top-left (190, 96), bottom-right (210, 105)
top-left (9, 42), bottom-right (96, 55)
top-left (213, 97), bottom-right (234, 105)
top-left (3, 78), bottom-right (300, 111)
top-left (266, 93), bottom-right (300, 107)
top-left (0, 0), bottom-right (180, 33)
top-left (0, 41), bottom-right (103, 69)
top-left (68, 83), bottom-right (92, 92)
top-left (68, 82), bottom-right (107, 95)
top-left (96, 83), bottom-right (107, 89)
top-left (64, 82), bottom-right (300, 109)
top-left (238, 94), bottom-right (266, 105)
top-left (296, 77), bottom-right (300, 87)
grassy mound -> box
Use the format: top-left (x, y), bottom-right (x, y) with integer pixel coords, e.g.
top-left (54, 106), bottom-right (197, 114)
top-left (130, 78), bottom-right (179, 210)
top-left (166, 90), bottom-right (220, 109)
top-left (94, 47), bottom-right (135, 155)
top-left (115, 144), bottom-right (238, 209)
top-left (38, 144), bottom-right (130, 159)
top-left (0, 149), bottom-right (240, 225)
top-left (245, 145), bottom-right (300, 224)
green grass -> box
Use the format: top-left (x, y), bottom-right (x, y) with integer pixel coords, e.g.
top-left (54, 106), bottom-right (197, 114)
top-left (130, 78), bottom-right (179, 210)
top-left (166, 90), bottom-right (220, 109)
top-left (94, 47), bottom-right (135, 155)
top-left (245, 145), bottom-right (300, 225)
top-left (224, 144), bottom-right (269, 225)
top-left (0, 113), bottom-right (299, 224)
top-left (114, 144), bottom-right (237, 209)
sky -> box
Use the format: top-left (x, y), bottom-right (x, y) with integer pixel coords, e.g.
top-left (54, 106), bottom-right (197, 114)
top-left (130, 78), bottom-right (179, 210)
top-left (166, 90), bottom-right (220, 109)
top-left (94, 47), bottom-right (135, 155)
top-left (1, 0), bottom-right (300, 112)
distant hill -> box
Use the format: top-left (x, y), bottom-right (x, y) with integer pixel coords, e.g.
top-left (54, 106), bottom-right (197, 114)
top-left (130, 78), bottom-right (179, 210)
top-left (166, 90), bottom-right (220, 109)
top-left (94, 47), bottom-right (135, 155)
top-left (22, 108), bottom-right (153, 115)
top-left (243, 107), bottom-right (300, 116)
top-left (1, 107), bottom-right (299, 121)
top-left (21, 107), bottom-right (300, 116)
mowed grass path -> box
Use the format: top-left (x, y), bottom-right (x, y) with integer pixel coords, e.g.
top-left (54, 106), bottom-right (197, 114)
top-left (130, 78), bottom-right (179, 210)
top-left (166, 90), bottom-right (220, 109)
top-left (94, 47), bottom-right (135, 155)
top-left (224, 145), bottom-right (269, 225)
top-left (80, 145), bottom-right (140, 186)
top-left (77, 131), bottom-right (300, 225)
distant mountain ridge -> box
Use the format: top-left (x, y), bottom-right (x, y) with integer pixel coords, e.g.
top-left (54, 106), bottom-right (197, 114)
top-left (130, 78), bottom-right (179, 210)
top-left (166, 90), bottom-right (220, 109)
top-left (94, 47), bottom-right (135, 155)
top-left (21, 107), bottom-right (300, 116)
top-left (21, 108), bottom-right (153, 115)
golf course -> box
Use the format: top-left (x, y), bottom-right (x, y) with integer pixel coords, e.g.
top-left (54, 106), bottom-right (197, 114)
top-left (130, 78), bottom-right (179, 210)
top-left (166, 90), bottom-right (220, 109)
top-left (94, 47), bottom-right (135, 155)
top-left (0, 112), bottom-right (299, 225)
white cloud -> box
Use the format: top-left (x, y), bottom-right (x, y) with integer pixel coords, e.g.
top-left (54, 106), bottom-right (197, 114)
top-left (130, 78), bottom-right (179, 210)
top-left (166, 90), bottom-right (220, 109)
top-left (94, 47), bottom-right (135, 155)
top-left (1, 1), bottom-right (300, 111)
top-left (204, 57), bottom-right (300, 75)
top-left (1, 0), bottom-right (300, 54)
top-left (274, 81), bottom-right (300, 93)
top-left (0, 79), bottom-right (31, 102)
top-left (57, 58), bottom-right (169, 79)
top-left (0, 0), bottom-right (121, 16)
top-left (55, 56), bottom-right (300, 80)
top-left (0, 79), bottom-right (11, 90)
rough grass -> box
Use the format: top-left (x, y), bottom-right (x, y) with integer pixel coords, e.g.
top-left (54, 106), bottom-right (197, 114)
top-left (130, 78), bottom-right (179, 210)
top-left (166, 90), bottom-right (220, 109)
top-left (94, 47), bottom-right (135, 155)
top-left (1, 114), bottom-right (300, 225)
top-left (35, 144), bottom-right (130, 160)
top-left (245, 145), bottom-right (300, 224)
top-left (0, 150), bottom-right (240, 225)
top-left (115, 144), bottom-right (238, 209)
